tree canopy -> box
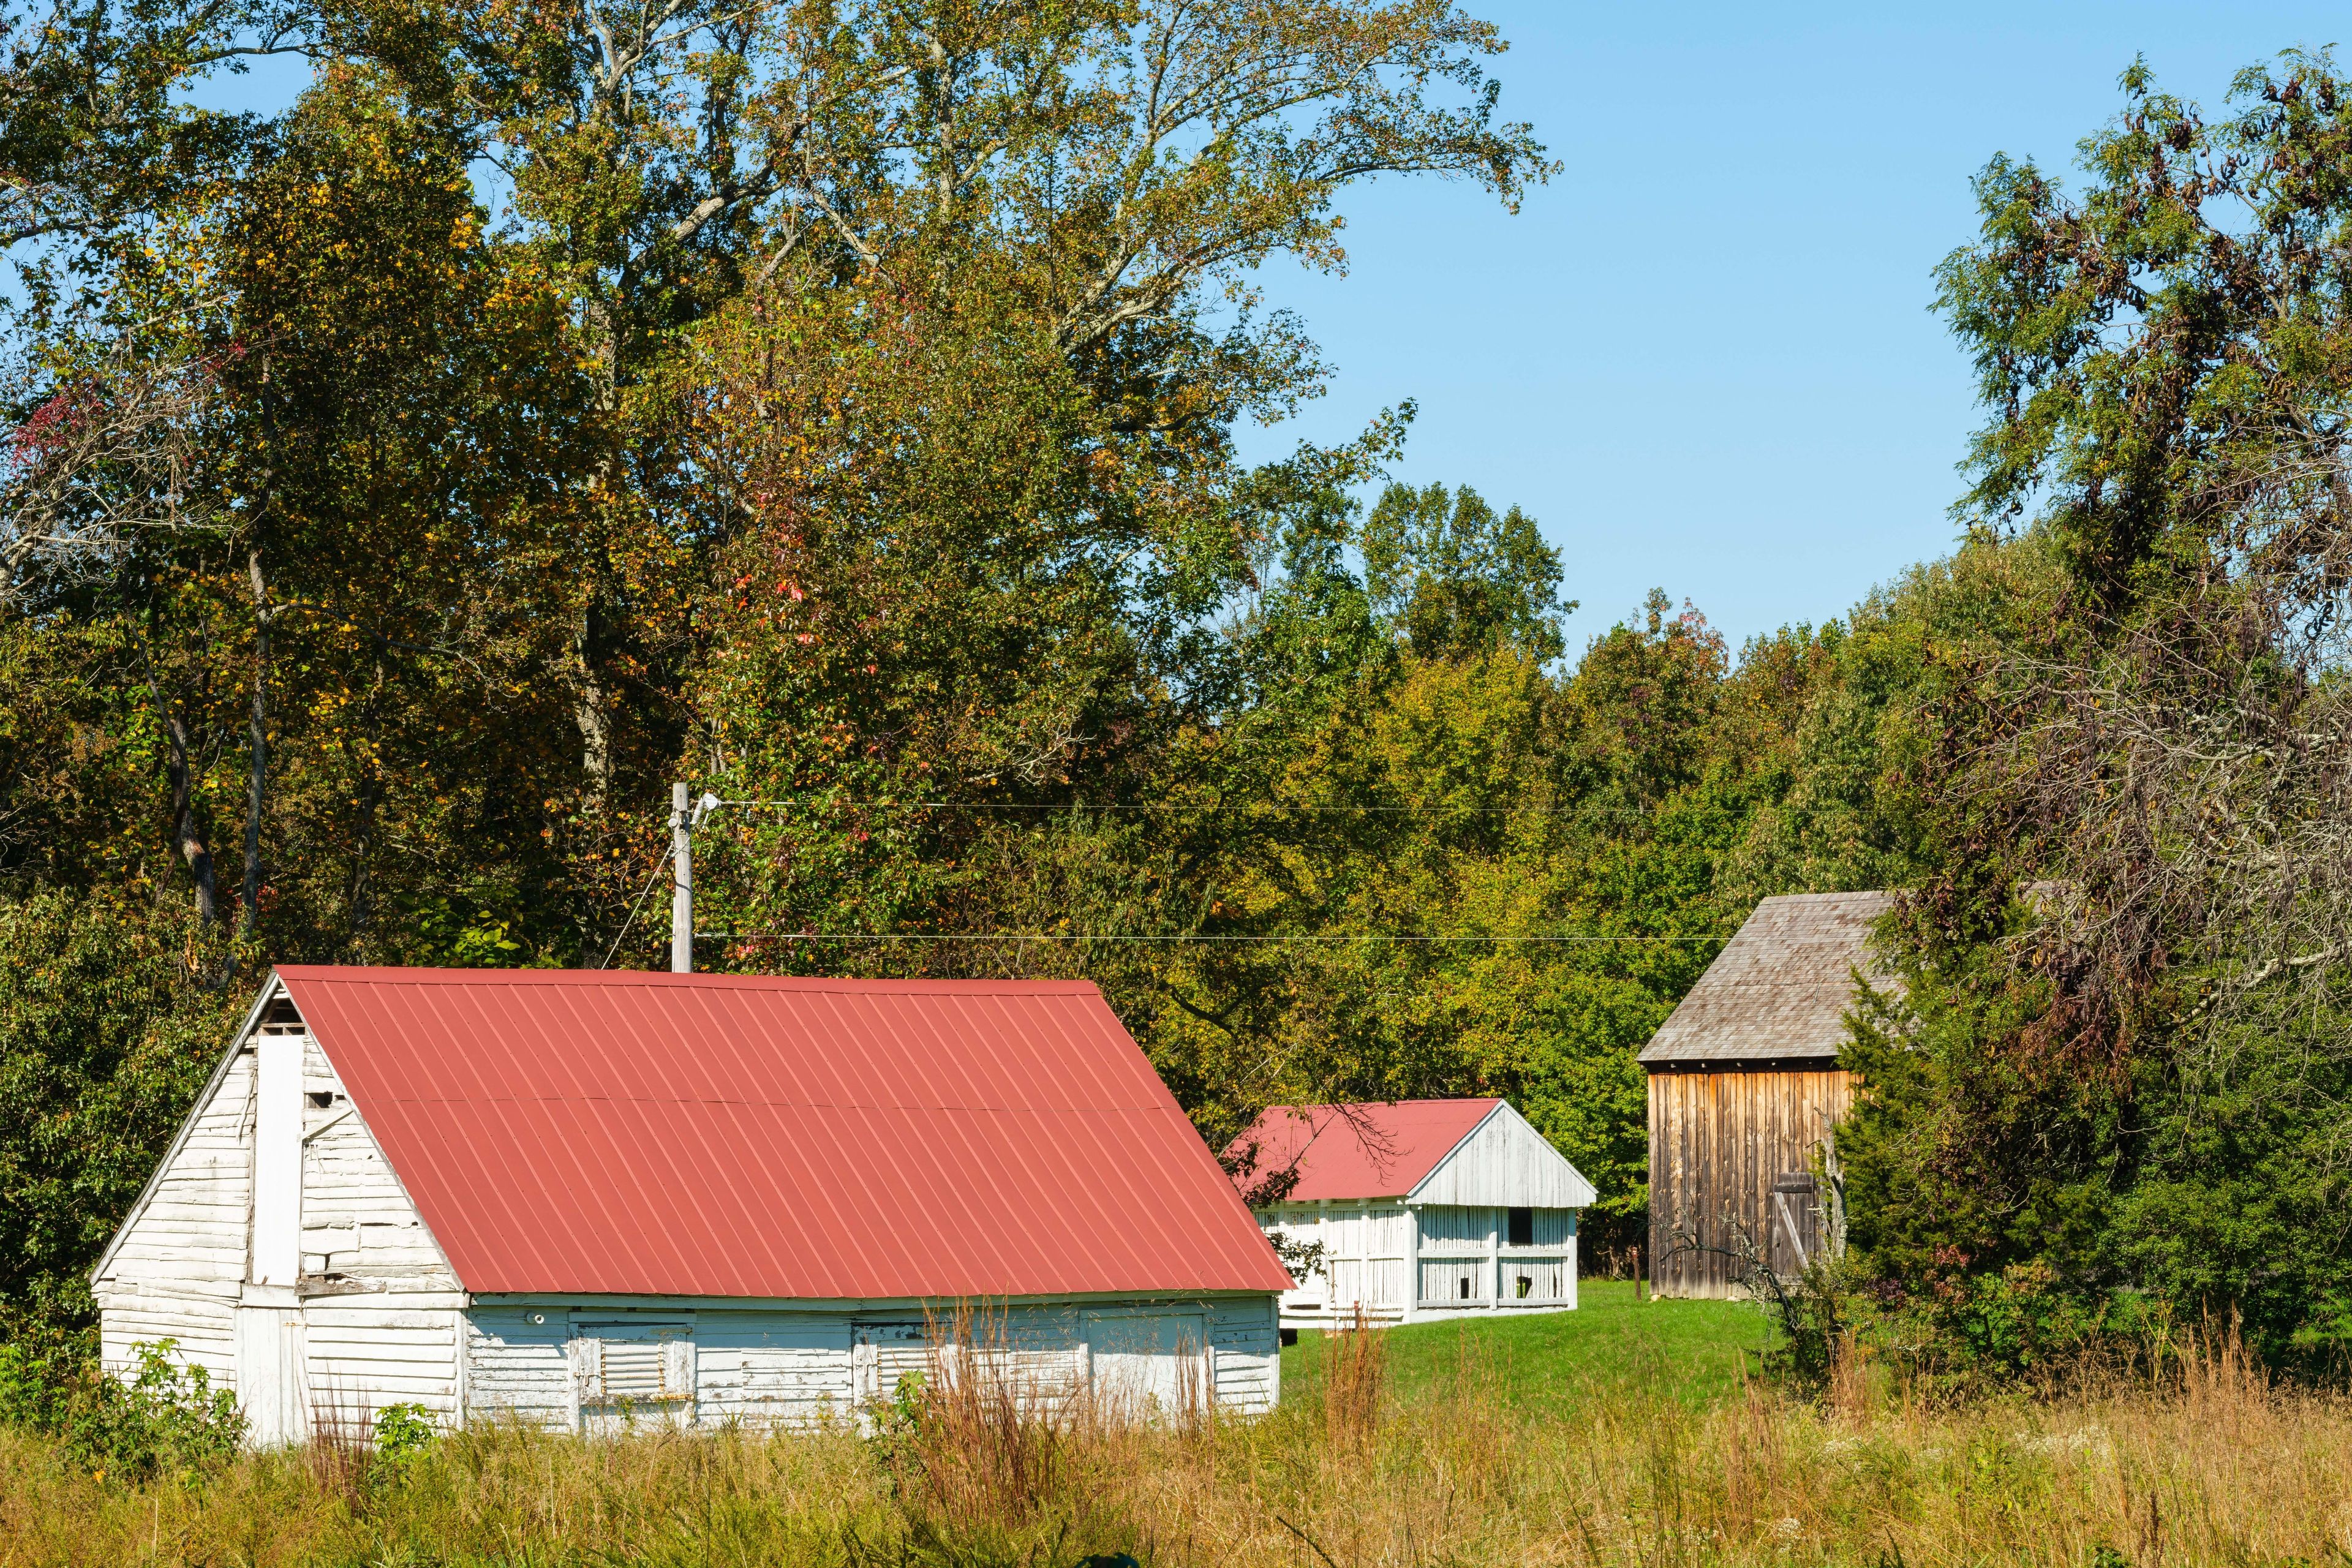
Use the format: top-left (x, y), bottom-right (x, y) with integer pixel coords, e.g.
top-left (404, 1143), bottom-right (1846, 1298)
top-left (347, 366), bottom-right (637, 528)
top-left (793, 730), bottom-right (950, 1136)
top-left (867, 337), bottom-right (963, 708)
top-left (9, 7), bottom-right (2352, 1381)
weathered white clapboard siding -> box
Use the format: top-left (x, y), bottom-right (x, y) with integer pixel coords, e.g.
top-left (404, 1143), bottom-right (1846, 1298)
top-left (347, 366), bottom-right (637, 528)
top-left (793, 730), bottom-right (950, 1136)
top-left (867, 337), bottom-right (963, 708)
top-left (96, 1286), bottom-right (239, 1384)
top-left (95, 1047), bottom-right (254, 1384)
top-left (304, 1303), bottom-right (463, 1427)
top-left (463, 1307), bottom-right (575, 1427)
top-left (1208, 1297), bottom-right (1280, 1413)
top-left (692, 1313), bottom-right (856, 1424)
top-left (1249, 1100), bottom-right (1595, 1329)
top-left (458, 1298), bottom-right (1281, 1431)
top-left (96, 1021), bottom-right (472, 1435)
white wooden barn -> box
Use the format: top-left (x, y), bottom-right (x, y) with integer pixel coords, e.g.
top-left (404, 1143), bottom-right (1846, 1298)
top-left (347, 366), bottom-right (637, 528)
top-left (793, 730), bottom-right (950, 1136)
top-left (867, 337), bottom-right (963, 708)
top-left (1225, 1099), bottom-right (1596, 1329)
top-left (92, 967), bottom-right (1292, 1443)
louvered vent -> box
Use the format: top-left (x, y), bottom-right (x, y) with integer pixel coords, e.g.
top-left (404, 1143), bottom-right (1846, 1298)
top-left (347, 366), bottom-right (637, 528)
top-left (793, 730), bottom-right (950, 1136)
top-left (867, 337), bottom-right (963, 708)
top-left (570, 1330), bottom-right (695, 1404)
top-left (602, 1341), bottom-right (668, 1401)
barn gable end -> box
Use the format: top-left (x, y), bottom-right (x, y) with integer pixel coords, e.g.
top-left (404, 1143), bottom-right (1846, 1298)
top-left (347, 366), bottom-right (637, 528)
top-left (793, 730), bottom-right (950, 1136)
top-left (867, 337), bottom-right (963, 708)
top-left (95, 978), bottom-right (469, 1442)
top-left (88, 999), bottom-right (265, 1390)
top-left (1408, 1101), bottom-right (1598, 1209)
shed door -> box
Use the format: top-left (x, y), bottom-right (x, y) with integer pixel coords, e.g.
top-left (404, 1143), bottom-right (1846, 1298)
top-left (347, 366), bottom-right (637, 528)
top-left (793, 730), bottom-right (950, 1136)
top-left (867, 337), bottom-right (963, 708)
top-left (852, 1320), bottom-right (929, 1406)
top-left (233, 1304), bottom-right (309, 1447)
top-left (1770, 1172), bottom-right (1820, 1278)
top-left (1084, 1310), bottom-right (1205, 1417)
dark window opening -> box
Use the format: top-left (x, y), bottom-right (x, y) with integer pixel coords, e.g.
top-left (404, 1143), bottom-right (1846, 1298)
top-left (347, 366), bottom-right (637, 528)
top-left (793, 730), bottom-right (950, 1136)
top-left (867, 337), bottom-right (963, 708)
top-left (1507, 1207), bottom-right (1534, 1246)
top-left (307, 1091), bottom-right (335, 1108)
top-left (1279, 1327), bottom-right (1299, 1347)
top-left (1457, 1277), bottom-right (1472, 1300)
top-left (1516, 1275), bottom-right (1533, 1299)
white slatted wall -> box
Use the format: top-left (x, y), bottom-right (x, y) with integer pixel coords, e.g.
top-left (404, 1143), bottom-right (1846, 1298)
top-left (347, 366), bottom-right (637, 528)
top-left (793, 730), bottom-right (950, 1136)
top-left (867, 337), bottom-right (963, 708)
top-left (459, 1298), bottom-right (1280, 1430)
top-left (95, 1050), bottom-right (254, 1386)
top-left (1254, 1202), bottom-right (1414, 1324)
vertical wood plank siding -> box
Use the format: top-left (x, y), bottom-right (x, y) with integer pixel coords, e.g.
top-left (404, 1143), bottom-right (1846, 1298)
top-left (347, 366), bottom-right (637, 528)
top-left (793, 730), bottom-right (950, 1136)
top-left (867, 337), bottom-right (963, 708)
top-left (1254, 1202), bottom-right (1578, 1325)
top-left (1646, 1066), bottom-right (1853, 1298)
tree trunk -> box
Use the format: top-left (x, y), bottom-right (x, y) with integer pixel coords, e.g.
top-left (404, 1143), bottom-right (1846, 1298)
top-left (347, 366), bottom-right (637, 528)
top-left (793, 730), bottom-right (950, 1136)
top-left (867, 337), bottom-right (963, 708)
top-left (342, 655), bottom-right (387, 951)
top-left (159, 706), bottom-right (219, 924)
top-left (572, 598), bottom-right (616, 810)
top-left (572, 295), bottom-right (624, 811)
top-left (240, 546), bottom-right (268, 937)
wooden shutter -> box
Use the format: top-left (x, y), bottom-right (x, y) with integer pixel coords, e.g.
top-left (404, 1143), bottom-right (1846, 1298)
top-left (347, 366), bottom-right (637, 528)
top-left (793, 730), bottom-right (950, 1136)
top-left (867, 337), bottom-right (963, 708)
top-left (1771, 1172), bottom-right (1819, 1276)
top-left (663, 1337), bottom-right (695, 1398)
top-left (567, 1336), bottom-right (605, 1402)
top-left (601, 1340), bottom-right (666, 1402)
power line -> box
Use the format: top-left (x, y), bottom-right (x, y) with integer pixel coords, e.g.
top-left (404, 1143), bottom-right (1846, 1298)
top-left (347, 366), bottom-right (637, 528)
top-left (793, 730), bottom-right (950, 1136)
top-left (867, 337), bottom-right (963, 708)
top-left (714, 797), bottom-right (1572, 817)
top-left (599, 846), bottom-right (676, 969)
top-left (694, 932), bottom-right (1729, 944)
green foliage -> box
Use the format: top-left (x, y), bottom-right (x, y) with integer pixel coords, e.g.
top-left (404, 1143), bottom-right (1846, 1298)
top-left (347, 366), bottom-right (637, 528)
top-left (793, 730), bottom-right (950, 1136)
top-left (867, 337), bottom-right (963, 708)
top-left (0, 1), bottom-right (1597, 1339)
top-left (1850, 50), bottom-right (2352, 1377)
top-left (371, 1401), bottom-right (437, 1462)
top-left (0, 1334), bottom-right (243, 1482)
top-left (1362, 481), bottom-right (1572, 663)
top-left (7, 0), bottom-right (2179, 1382)
top-left (1898, 1264), bottom-right (2123, 1385)
top-left (0, 892), bottom-right (247, 1321)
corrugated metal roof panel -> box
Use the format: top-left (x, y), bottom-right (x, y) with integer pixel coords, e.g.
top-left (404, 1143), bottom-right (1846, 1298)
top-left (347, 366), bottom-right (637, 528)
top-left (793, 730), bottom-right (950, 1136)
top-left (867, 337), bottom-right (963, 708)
top-left (1637, 891), bottom-right (1894, 1066)
top-left (275, 967), bottom-right (1292, 1300)
top-left (1221, 1099), bottom-right (1502, 1201)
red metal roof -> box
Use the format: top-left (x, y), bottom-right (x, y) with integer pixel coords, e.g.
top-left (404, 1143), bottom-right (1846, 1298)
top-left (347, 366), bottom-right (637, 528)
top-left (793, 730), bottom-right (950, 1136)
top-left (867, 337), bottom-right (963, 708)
top-left (276, 967), bottom-right (1292, 1300)
top-left (1222, 1099), bottom-right (1502, 1202)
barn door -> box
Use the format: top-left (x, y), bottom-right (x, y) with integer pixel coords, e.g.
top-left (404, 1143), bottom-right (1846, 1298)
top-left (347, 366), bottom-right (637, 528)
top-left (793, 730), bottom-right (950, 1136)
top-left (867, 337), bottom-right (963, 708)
top-left (233, 1303), bottom-right (309, 1447)
top-left (1770, 1172), bottom-right (1820, 1278)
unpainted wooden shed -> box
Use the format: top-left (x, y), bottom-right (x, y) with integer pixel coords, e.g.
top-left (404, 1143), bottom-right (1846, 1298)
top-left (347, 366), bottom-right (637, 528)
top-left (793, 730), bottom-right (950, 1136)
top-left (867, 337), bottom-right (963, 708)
top-left (1226, 1099), bottom-right (1596, 1328)
top-left (1640, 891), bottom-right (1891, 1298)
top-left (93, 968), bottom-right (1292, 1443)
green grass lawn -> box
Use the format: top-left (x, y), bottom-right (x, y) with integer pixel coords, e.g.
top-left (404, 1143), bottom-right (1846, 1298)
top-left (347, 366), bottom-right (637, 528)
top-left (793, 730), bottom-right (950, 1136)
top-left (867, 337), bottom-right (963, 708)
top-left (1280, 1280), bottom-right (1773, 1414)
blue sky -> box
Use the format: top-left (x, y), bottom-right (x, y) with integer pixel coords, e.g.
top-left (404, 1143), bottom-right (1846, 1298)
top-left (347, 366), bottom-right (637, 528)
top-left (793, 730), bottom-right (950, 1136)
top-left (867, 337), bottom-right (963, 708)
top-left (203, 6), bottom-right (2346, 652)
top-left (1226, 3), bottom-right (2347, 652)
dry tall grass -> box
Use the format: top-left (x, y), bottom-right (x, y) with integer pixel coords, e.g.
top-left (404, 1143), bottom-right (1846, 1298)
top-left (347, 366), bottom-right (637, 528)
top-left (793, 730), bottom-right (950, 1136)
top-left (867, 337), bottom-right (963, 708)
top-left (1321, 1306), bottom-right (1386, 1452)
top-left (4, 1332), bottom-right (2351, 1566)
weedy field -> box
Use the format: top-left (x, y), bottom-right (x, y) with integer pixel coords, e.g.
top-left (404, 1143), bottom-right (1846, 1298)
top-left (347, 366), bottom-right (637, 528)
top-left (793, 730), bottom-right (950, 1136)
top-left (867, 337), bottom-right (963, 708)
top-left (2, 1283), bottom-right (2349, 1567)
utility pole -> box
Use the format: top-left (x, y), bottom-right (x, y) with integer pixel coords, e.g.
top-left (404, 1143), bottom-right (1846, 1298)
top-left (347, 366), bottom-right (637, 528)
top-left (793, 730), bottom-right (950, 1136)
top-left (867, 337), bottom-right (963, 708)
top-left (671, 780), bottom-right (693, 973)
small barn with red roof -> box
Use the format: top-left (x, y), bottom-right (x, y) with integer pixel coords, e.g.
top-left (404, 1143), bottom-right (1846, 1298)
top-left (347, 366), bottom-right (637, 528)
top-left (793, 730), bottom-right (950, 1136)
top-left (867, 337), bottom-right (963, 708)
top-left (93, 968), bottom-right (1291, 1444)
top-left (1224, 1099), bottom-right (1594, 1329)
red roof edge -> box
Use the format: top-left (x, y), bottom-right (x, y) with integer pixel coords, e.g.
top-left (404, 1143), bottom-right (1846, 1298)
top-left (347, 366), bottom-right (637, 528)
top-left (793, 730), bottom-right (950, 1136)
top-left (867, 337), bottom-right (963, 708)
top-left (274, 964), bottom-right (1103, 993)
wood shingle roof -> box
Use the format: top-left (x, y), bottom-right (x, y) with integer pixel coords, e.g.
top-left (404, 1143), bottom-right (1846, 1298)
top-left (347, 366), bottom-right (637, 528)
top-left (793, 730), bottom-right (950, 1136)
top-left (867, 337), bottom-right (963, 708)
top-left (1637, 891), bottom-right (1893, 1068)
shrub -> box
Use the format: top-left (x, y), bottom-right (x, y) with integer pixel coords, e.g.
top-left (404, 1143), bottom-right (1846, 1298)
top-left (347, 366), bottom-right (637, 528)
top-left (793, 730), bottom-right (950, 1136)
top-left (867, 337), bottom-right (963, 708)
top-left (0, 1332), bottom-right (243, 1481)
top-left (372, 1400), bottom-right (439, 1463)
top-left (1749, 1253), bottom-right (1855, 1393)
top-left (1876, 1260), bottom-right (2119, 1391)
